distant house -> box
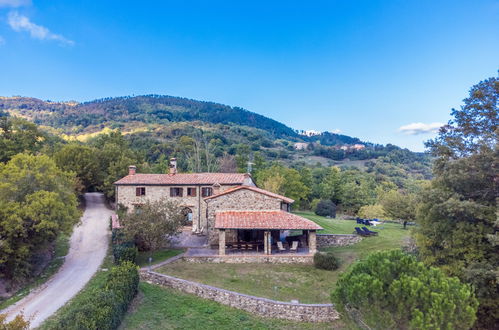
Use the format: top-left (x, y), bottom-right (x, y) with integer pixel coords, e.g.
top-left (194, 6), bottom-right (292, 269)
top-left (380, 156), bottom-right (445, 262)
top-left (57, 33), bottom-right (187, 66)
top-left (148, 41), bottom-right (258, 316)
top-left (293, 142), bottom-right (309, 150)
top-left (114, 158), bottom-right (322, 256)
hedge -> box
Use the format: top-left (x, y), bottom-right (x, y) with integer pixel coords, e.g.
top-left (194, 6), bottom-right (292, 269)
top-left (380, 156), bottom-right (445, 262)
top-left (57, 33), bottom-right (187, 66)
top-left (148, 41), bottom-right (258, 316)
top-left (50, 261), bottom-right (139, 330)
top-left (313, 252), bottom-right (340, 270)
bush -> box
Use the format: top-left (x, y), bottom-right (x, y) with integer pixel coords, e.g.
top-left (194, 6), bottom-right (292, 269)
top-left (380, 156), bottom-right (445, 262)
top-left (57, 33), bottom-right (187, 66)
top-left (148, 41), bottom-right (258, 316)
top-left (313, 252), bottom-right (339, 271)
top-left (332, 250), bottom-right (478, 330)
top-left (315, 200), bottom-right (336, 218)
top-left (52, 261), bottom-right (139, 330)
top-left (112, 243), bottom-right (138, 265)
top-left (0, 313), bottom-right (29, 329)
top-left (357, 204), bottom-right (386, 219)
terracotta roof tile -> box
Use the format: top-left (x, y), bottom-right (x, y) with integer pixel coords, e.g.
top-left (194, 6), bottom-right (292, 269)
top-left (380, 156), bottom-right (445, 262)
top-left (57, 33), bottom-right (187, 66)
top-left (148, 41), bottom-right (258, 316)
top-left (215, 210), bottom-right (323, 230)
top-left (204, 185), bottom-right (294, 203)
top-left (114, 173), bottom-right (248, 185)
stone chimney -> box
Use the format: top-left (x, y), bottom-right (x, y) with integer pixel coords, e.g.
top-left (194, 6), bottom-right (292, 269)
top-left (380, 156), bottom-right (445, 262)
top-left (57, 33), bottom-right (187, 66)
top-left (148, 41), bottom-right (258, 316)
top-left (169, 158), bottom-right (177, 175)
top-left (128, 165), bottom-right (137, 175)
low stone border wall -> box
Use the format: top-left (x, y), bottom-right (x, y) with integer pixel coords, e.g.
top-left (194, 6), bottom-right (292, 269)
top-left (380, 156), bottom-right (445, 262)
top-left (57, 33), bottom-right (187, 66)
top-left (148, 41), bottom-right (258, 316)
top-left (182, 254), bottom-right (313, 264)
top-left (141, 270), bottom-right (339, 322)
top-left (317, 234), bottom-right (362, 247)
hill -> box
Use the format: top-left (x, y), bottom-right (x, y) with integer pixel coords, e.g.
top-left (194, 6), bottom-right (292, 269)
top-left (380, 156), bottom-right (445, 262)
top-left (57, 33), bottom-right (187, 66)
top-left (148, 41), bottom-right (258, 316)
top-left (0, 95), bottom-right (431, 180)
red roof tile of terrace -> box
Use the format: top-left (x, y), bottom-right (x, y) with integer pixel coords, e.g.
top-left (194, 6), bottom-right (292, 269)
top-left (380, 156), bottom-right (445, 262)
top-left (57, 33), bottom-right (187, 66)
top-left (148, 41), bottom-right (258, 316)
top-left (114, 173), bottom-right (248, 185)
top-left (204, 185), bottom-right (294, 203)
top-left (214, 210), bottom-right (323, 230)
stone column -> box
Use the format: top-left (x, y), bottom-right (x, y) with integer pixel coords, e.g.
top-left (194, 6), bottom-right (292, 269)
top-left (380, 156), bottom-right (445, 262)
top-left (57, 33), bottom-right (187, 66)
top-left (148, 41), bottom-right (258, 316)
top-left (308, 230), bottom-right (317, 254)
top-left (219, 229), bottom-right (226, 256)
top-left (264, 231), bottom-right (270, 255)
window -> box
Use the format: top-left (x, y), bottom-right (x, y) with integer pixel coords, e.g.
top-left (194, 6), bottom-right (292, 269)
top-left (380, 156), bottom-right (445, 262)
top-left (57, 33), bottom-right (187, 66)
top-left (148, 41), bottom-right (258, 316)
top-left (170, 187), bottom-right (183, 197)
top-left (135, 187), bottom-right (146, 196)
top-left (201, 187), bottom-right (213, 197)
top-left (187, 187), bottom-right (197, 197)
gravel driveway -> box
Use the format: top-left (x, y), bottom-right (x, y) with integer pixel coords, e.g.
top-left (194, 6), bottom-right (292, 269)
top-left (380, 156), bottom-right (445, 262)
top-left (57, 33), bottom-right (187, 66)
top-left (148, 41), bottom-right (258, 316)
top-left (2, 192), bottom-right (112, 328)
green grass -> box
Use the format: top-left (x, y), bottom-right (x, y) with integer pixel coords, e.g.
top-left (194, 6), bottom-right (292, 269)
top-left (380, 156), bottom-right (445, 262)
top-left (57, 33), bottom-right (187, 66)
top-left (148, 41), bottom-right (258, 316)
top-left (39, 250), bottom-right (114, 329)
top-left (0, 233), bottom-right (70, 310)
top-left (120, 282), bottom-right (345, 330)
top-left (135, 248), bottom-right (184, 268)
top-left (157, 213), bottom-right (409, 304)
top-left (157, 260), bottom-right (352, 304)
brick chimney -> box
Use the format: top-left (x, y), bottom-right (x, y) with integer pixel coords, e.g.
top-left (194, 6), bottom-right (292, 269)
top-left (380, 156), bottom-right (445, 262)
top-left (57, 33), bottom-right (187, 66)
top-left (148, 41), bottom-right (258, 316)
top-left (169, 158), bottom-right (177, 175)
top-left (128, 165), bottom-right (136, 175)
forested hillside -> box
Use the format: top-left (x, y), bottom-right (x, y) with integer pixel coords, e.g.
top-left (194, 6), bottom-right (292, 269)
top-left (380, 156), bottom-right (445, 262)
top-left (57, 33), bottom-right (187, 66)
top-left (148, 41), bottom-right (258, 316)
top-left (0, 95), bottom-right (431, 175)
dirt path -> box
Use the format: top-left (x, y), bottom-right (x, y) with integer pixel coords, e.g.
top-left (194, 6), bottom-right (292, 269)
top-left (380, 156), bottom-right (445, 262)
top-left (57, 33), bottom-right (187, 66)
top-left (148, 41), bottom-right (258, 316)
top-left (2, 192), bottom-right (112, 328)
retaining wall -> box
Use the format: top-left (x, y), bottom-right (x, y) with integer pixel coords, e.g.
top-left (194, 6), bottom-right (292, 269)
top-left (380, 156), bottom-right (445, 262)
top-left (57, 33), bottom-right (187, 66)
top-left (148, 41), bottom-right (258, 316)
top-left (141, 270), bottom-right (339, 322)
top-left (182, 254), bottom-right (313, 264)
top-left (316, 234), bottom-right (362, 247)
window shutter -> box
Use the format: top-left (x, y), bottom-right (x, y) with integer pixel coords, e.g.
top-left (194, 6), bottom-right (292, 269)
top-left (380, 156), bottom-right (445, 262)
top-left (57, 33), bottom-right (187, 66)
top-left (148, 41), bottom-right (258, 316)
top-left (136, 187), bottom-right (140, 196)
top-left (179, 188), bottom-right (183, 197)
top-left (170, 188), bottom-right (174, 197)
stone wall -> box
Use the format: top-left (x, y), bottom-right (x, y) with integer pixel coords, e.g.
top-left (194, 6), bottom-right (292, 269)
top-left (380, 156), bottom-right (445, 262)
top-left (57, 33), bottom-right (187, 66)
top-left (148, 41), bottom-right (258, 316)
top-left (205, 189), bottom-right (284, 244)
top-left (183, 255), bottom-right (313, 264)
top-left (317, 234), bottom-right (362, 247)
top-left (141, 270), bottom-right (339, 322)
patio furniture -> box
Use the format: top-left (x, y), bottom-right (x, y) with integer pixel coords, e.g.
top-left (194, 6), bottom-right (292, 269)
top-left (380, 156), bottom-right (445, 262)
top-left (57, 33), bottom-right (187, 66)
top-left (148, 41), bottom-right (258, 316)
top-left (289, 241), bottom-right (298, 253)
top-left (355, 227), bottom-right (370, 237)
top-left (277, 241), bottom-right (286, 253)
top-left (362, 227), bottom-right (378, 236)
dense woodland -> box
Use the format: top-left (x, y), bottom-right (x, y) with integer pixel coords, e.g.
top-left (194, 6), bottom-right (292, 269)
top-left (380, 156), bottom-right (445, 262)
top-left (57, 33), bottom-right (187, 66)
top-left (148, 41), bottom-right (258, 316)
top-left (0, 73), bottom-right (497, 328)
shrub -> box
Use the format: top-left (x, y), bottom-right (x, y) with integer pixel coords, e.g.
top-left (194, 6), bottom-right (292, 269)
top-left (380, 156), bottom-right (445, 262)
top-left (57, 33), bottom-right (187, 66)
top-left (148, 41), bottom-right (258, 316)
top-left (112, 243), bottom-right (138, 265)
top-left (315, 199), bottom-right (336, 218)
top-left (52, 261), bottom-right (139, 330)
top-left (0, 313), bottom-right (29, 329)
top-left (313, 252), bottom-right (339, 271)
top-left (357, 204), bottom-right (385, 219)
top-left (332, 250), bottom-right (478, 330)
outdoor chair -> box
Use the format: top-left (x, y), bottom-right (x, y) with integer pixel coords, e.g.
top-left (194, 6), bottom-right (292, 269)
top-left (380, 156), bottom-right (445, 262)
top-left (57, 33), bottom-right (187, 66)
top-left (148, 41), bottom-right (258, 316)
top-left (277, 241), bottom-right (286, 253)
top-left (355, 227), bottom-right (370, 237)
top-left (289, 241), bottom-right (298, 253)
top-left (361, 227), bottom-right (378, 236)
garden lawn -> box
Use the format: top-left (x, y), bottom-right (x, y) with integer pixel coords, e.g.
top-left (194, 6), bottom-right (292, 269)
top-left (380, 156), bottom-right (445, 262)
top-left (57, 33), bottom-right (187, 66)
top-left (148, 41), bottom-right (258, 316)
top-left (157, 260), bottom-right (351, 304)
top-left (157, 213), bottom-right (410, 304)
top-left (135, 248), bottom-right (184, 268)
top-left (120, 282), bottom-right (343, 330)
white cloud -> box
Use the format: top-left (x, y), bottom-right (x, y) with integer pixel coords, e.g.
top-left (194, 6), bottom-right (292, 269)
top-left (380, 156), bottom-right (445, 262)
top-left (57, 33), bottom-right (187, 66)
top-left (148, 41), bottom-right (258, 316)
top-left (330, 129), bottom-right (342, 134)
top-left (0, 0), bottom-right (30, 8)
top-left (398, 122), bottom-right (443, 135)
top-left (7, 11), bottom-right (74, 45)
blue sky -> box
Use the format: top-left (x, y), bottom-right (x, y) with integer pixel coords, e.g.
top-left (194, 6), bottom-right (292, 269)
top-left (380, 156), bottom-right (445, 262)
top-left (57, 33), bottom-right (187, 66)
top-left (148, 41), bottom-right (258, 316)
top-left (0, 0), bottom-right (497, 151)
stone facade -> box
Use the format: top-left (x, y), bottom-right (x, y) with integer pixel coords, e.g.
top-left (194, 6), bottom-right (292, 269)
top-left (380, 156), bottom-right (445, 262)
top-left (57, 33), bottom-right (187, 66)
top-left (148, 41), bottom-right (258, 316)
top-left (205, 188), bottom-right (287, 244)
top-left (316, 234), bottom-right (362, 247)
top-left (115, 184), bottom-right (239, 233)
top-left (141, 270), bottom-right (339, 322)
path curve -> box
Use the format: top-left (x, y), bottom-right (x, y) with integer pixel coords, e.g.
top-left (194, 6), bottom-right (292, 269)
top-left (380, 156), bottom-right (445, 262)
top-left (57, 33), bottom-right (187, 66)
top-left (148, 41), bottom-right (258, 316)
top-left (2, 192), bottom-right (112, 328)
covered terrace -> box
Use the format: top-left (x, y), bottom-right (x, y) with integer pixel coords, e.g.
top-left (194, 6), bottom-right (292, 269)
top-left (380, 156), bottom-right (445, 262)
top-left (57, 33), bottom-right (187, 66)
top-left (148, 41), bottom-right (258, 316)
top-left (215, 210), bottom-right (323, 256)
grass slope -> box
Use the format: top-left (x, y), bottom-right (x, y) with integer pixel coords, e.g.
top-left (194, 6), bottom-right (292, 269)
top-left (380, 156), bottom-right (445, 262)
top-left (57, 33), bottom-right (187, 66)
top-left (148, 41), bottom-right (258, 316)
top-left (135, 249), bottom-right (184, 268)
top-left (120, 282), bottom-right (343, 330)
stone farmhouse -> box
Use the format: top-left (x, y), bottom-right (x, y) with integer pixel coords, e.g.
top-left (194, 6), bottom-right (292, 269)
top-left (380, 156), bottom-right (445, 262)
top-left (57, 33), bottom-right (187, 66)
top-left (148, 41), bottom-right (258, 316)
top-left (114, 158), bottom-right (322, 256)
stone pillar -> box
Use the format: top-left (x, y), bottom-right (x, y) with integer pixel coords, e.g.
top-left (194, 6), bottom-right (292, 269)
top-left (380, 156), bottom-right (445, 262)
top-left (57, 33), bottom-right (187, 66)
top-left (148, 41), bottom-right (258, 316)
top-left (219, 229), bottom-right (226, 256)
top-left (308, 230), bottom-right (317, 254)
top-left (264, 231), bottom-right (270, 255)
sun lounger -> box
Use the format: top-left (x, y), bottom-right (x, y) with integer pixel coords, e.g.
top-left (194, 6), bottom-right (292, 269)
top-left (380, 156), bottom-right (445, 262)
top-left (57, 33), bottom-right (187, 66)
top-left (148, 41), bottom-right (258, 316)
top-left (362, 227), bottom-right (378, 236)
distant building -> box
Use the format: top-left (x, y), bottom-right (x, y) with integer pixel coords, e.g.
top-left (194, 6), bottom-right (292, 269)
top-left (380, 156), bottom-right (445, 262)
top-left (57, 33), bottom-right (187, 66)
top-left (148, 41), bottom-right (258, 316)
top-left (298, 130), bottom-right (322, 137)
top-left (293, 142), bottom-right (309, 150)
